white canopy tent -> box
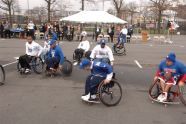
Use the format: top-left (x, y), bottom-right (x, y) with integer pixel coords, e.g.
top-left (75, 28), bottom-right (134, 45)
top-left (60, 11), bottom-right (127, 24)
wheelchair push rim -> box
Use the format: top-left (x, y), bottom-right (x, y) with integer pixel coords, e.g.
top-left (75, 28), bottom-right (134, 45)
top-left (112, 45), bottom-right (126, 56)
top-left (0, 65), bottom-right (5, 85)
top-left (148, 79), bottom-right (161, 100)
top-left (98, 80), bottom-right (122, 106)
top-left (31, 57), bottom-right (44, 74)
top-left (179, 84), bottom-right (186, 106)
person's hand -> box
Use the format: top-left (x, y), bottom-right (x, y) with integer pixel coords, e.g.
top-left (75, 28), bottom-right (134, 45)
top-left (110, 61), bottom-right (114, 66)
top-left (104, 79), bottom-right (111, 84)
top-left (59, 65), bottom-right (63, 70)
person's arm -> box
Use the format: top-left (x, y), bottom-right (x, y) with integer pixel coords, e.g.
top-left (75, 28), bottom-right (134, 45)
top-left (25, 43), bottom-right (28, 55)
top-left (90, 46), bottom-right (97, 60)
top-left (107, 47), bottom-right (114, 65)
top-left (104, 64), bottom-right (113, 84)
top-left (37, 44), bottom-right (43, 57)
top-left (77, 42), bottom-right (82, 49)
top-left (85, 41), bottom-right (90, 52)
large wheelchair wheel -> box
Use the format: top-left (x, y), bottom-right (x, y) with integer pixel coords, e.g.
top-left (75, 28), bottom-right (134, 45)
top-left (31, 57), bottom-right (44, 74)
top-left (17, 61), bottom-right (21, 72)
top-left (179, 84), bottom-right (186, 106)
top-left (112, 45), bottom-right (126, 56)
top-left (149, 79), bottom-right (161, 99)
top-left (0, 65), bottom-right (5, 85)
top-left (61, 59), bottom-right (73, 76)
top-left (98, 79), bottom-right (122, 106)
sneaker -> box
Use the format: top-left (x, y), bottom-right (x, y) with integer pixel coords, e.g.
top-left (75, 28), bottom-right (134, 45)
top-left (158, 93), bottom-right (167, 102)
top-left (81, 93), bottom-right (90, 101)
top-left (157, 94), bottom-right (163, 101)
top-left (161, 92), bottom-right (167, 102)
top-left (25, 68), bottom-right (31, 74)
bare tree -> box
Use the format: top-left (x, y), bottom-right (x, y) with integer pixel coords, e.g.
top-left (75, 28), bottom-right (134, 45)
top-left (112, 0), bottom-right (124, 17)
top-left (0, 0), bottom-right (17, 27)
top-left (150, 0), bottom-right (177, 33)
top-left (44, 0), bottom-right (57, 22)
top-left (126, 2), bottom-right (137, 24)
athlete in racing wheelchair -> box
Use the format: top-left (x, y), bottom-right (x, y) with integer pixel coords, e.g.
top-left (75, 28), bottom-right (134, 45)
top-left (112, 31), bottom-right (127, 56)
top-left (73, 31), bottom-right (90, 64)
top-left (79, 59), bottom-right (122, 106)
top-left (152, 52), bottom-right (186, 103)
top-left (45, 39), bottom-right (72, 76)
top-left (90, 39), bottom-right (114, 66)
top-left (18, 35), bottom-right (43, 74)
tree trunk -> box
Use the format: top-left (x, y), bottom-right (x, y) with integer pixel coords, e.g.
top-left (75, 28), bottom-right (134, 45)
top-left (130, 13), bottom-right (133, 25)
top-left (158, 10), bottom-right (162, 34)
top-left (82, 0), bottom-right (84, 11)
top-left (117, 9), bottom-right (121, 18)
top-left (8, 5), bottom-right (12, 28)
top-left (48, 3), bottom-right (51, 22)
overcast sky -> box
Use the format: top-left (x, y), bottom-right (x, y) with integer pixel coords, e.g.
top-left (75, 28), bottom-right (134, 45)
top-left (18, 0), bottom-right (145, 11)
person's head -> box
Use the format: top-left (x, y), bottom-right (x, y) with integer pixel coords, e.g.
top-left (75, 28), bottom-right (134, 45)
top-left (49, 39), bottom-right (57, 49)
top-left (27, 35), bottom-right (33, 44)
top-left (99, 39), bottom-right (106, 48)
top-left (166, 52), bottom-right (176, 66)
top-left (79, 59), bottom-right (91, 70)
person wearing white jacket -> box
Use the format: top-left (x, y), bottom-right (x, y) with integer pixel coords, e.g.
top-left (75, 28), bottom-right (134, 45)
top-left (90, 39), bottom-right (114, 66)
top-left (74, 32), bottom-right (90, 62)
top-left (19, 35), bottom-right (43, 73)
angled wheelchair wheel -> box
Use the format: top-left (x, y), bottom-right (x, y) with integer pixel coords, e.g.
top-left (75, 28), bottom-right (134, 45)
top-left (17, 61), bottom-right (21, 72)
top-left (98, 79), bottom-right (122, 106)
top-left (179, 84), bottom-right (186, 106)
top-left (32, 57), bottom-right (44, 74)
top-left (0, 65), bottom-right (5, 85)
top-left (112, 45), bottom-right (126, 56)
top-left (61, 59), bottom-right (73, 76)
top-left (149, 79), bottom-right (161, 99)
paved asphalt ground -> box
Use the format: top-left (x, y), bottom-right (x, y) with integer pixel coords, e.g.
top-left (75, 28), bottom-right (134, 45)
top-left (0, 35), bottom-right (186, 124)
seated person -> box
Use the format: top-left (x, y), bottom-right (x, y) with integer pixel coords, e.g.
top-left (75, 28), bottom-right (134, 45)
top-left (90, 39), bottom-right (114, 65)
top-left (74, 31), bottom-right (90, 61)
top-left (41, 31), bottom-right (58, 62)
top-left (154, 52), bottom-right (186, 102)
top-left (19, 35), bottom-right (43, 73)
top-left (79, 59), bottom-right (113, 102)
top-left (45, 39), bottom-right (64, 73)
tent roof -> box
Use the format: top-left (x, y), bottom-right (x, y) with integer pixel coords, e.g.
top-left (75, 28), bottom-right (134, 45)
top-left (60, 11), bottom-right (127, 24)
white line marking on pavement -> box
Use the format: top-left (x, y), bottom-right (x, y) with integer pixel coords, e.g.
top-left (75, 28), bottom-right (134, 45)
top-left (2, 61), bottom-right (17, 67)
top-left (134, 60), bottom-right (143, 69)
top-left (180, 45), bottom-right (185, 48)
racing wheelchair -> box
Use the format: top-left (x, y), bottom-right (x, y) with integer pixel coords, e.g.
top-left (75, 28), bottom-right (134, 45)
top-left (149, 79), bottom-right (186, 106)
top-left (43, 57), bottom-right (73, 77)
top-left (112, 43), bottom-right (126, 56)
top-left (112, 36), bottom-right (126, 56)
top-left (17, 56), bottom-right (44, 74)
top-left (84, 73), bottom-right (123, 107)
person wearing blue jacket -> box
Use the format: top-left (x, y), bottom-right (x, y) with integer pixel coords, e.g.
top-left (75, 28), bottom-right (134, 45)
top-left (79, 58), bottom-right (113, 102)
top-left (154, 52), bottom-right (186, 102)
top-left (45, 39), bottom-right (64, 72)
